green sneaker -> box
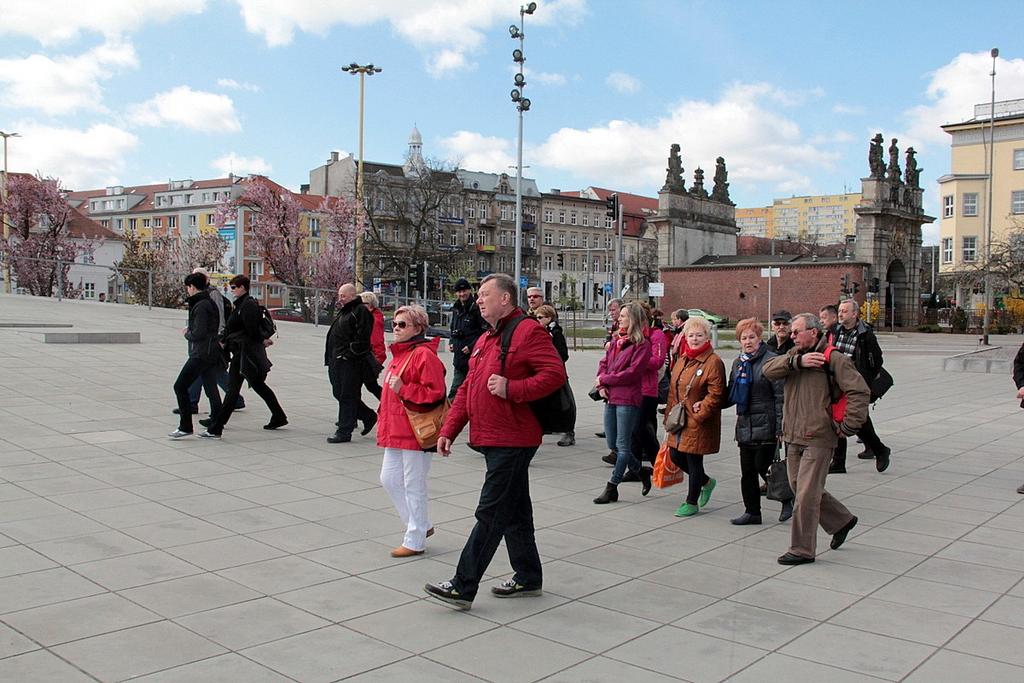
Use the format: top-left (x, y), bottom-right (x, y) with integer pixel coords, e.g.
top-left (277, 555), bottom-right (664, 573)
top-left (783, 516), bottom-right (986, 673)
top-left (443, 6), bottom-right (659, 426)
top-left (675, 502), bottom-right (699, 517)
top-left (698, 478), bottom-right (717, 508)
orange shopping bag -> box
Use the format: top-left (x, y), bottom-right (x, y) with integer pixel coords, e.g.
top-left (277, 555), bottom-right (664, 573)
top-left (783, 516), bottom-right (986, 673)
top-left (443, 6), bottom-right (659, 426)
top-left (653, 440), bottom-right (684, 489)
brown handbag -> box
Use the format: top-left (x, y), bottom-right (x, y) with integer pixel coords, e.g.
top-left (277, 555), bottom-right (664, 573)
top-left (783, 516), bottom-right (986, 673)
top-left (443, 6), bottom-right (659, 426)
top-left (395, 350), bottom-right (449, 450)
top-left (663, 363), bottom-right (697, 434)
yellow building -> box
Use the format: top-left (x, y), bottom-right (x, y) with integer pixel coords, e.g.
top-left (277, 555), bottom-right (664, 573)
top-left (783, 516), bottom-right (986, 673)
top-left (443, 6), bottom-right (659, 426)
top-left (736, 193), bottom-right (860, 243)
top-left (937, 98), bottom-right (1024, 276)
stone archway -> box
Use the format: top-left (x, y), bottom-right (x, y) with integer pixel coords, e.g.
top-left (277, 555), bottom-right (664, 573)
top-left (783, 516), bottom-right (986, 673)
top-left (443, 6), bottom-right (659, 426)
top-left (884, 259), bottom-right (909, 328)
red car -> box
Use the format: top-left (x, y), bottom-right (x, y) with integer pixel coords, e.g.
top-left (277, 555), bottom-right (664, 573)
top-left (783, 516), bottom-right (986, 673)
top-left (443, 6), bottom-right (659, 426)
top-left (267, 307), bottom-right (304, 323)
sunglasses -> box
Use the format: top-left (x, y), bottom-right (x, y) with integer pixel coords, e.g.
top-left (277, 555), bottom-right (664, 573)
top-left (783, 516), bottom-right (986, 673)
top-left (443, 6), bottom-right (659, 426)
top-left (394, 321), bottom-right (412, 329)
top-left (229, 285), bottom-right (242, 290)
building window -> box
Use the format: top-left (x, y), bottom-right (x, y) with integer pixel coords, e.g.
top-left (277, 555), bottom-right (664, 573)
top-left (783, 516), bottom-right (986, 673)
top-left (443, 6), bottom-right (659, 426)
top-left (558, 210), bottom-right (566, 224)
top-left (605, 215), bottom-right (613, 229)
top-left (450, 231), bottom-right (458, 246)
top-left (83, 282), bottom-right (96, 299)
top-left (582, 234), bottom-right (589, 248)
top-left (168, 216), bottom-right (177, 228)
top-left (499, 256), bottom-right (507, 271)
top-left (558, 232), bottom-right (566, 247)
top-left (128, 218), bottom-right (137, 230)
top-left (1012, 190), bottom-right (1024, 215)
top-left (582, 213), bottom-right (589, 227)
top-left (606, 261), bottom-right (613, 273)
top-left (570, 212), bottom-right (577, 225)
top-left (593, 257), bottom-right (600, 272)
top-left (466, 229), bottom-right (475, 245)
top-left (962, 193), bottom-right (978, 217)
top-left (544, 255), bottom-right (552, 270)
top-left (189, 214), bottom-right (197, 227)
top-left (499, 231), bottom-right (508, 247)
top-left (467, 204), bottom-right (475, 219)
top-left (943, 195), bottom-right (954, 218)
top-left (570, 256), bottom-right (578, 271)
top-left (248, 260), bottom-right (264, 276)
top-left (543, 208), bottom-right (553, 223)
top-left (529, 234), bottom-right (536, 248)
top-left (570, 233), bottom-right (578, 247)
top-left (153, 218), bottom-right (161, 228)
top-left (206, 213), bottom-right (215, 225)
top-left (500, 204), bottom-right (510, 221)
top-left (478, 229), bottom-right (486, 244)
top-left (543, 231), bottom-right (552, 246)
top-left (962, 236), bottom-right (977, 262)
top-left (392, 226), bottom-right (401, 243)
top-left (1014, 149), bottom-right (1024, 170)
top-left (941, 238), bottom-right (953, 264)
top-left (309, 217), bottom-right (320, 237)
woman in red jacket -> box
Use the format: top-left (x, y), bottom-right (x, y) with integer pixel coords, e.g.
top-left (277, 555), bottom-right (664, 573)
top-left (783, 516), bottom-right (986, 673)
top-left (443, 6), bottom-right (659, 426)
top-left (377, 305), bottom-right (447, 558)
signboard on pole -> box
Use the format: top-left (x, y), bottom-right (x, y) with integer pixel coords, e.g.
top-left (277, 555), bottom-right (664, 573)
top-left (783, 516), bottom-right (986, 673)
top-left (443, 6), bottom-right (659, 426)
top-left (648, 282), bottom-right (665, 297)
top-left (519, 276), bottom-right (528, 288)
top-left (603, 282), bottom-right (612, 295)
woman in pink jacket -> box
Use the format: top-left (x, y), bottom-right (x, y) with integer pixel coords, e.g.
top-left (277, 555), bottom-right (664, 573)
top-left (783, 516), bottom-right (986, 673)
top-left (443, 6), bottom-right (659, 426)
top-left (630, 303), bottom-right (667, 476)
top-left (377, 305), bottom-right (447, 558)
top-left (593, 302), bottom-right (652, 504)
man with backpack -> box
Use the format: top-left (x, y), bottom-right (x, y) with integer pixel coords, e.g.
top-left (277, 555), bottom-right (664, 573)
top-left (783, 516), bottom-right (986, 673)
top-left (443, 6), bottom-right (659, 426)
top-left (423, 273), bottom-right (566, 610)
top-left (763, 312), bottom-right (870, 565)
top-left (168, 272), bottom-right (224, 439)
top-left (200, 274), bottom-right (287, 438)
top-left (325, 283), bottom-right (376, 443)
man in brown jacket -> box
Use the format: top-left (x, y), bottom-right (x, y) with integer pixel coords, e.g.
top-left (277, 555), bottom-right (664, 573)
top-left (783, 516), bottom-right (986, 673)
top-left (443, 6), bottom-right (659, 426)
top-left (763, 312), bottom-right (870, 565)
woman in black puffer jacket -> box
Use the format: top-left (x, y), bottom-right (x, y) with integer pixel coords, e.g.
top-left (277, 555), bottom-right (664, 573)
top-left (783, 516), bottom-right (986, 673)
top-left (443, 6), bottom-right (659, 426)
top-left (725, 317), bottom-right (792, 524)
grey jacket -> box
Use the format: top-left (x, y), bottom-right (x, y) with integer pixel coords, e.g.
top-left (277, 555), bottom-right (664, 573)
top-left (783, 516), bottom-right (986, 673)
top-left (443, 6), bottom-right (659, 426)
top-left (726, 343), bottom-right (785, 445)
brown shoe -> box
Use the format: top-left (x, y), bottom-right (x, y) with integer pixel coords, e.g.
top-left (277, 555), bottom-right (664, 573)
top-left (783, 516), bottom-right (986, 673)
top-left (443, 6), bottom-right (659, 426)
top-left (390, 546), bottom-right (425, 558)
top-left (426, 527), bottom-right (435, 538)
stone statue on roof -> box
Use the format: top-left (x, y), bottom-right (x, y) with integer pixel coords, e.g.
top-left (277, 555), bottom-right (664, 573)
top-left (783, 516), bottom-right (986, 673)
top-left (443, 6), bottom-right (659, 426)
top-left (661, 143), bottom-right (686, 193)
top-left (690, 167), bottom-right (708, 199)
top-left (710, 156), bottom-right (732, 205)
top-left (886, 137), bottom-right (902, 184)
top-left (905, 147), bottom-right (921, 189)
top-left (868, 133), bottom-right (885, 179)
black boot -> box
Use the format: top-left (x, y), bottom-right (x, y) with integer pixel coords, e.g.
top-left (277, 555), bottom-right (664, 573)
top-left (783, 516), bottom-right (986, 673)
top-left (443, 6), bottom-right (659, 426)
top-left (779, 499), bottom-right (794, 522)
top-left (593, 483), bottom-right (618, 504)
top-left (639, 467), bottom-right (652, 496)
top-left (829, 454), bottom-right (846, 474)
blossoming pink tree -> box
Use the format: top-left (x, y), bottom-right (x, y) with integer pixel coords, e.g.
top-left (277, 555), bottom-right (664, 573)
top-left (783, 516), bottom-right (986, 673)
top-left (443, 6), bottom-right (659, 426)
top-left (115, 230), bottom-right (228, 308)
top-left (215, 176), bottom-right (361, 319)
top-left (0, 173), bottom-right (91, 297)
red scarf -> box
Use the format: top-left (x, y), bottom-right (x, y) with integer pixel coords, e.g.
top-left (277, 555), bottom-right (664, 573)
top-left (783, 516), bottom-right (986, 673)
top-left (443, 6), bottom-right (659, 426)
top-left (684, 340), bottom-right (711, 359)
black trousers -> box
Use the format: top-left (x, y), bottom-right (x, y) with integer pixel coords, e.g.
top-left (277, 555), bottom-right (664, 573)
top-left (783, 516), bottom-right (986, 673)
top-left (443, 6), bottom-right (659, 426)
top-left (453, 446), bottom-right (541, 601)
top-left (329, 359), bottom-right (375, 436)
top-left (832, 413), bottom-right (887, 466)
top-left (174, 358), bottom-right (222, 433)
top-left (669, 448), bottom-right (710, 505)
top-left (188, 368), bottom-right (243, 410)
top-left (208, 354), bottom-right (284, 435)
top-left (631, 395), bottom-right (660, 466)
top-left (739, 443), bottom-right (775, 515)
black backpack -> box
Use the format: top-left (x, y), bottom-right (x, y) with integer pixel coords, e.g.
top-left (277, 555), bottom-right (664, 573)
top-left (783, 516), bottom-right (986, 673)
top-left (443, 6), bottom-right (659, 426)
top-left (499, 315), bottom-right (576, 435)
top-left (258, 304), bottom-right (277, 340)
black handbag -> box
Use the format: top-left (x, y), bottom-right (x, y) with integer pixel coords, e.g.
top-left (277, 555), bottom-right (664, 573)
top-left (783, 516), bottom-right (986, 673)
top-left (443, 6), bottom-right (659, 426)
top-left (588, 386), bottom-right (604, 402)
top-left (765, 442), bottom-right (793, 502)
top-left (870, 367), bottom-right (894, 402)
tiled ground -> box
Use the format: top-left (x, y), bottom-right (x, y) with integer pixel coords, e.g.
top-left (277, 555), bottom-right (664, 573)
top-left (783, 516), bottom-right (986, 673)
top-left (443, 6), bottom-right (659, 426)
top-left (1, 293), bottom-right (1023, 682)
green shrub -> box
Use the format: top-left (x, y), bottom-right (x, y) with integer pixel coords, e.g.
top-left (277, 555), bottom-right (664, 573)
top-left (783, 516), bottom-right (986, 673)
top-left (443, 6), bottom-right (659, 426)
top-left (916, 324), bottom-right (942, 333)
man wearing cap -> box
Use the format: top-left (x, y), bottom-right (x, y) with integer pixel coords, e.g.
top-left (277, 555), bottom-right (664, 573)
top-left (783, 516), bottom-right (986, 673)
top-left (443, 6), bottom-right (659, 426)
top-left (766, 310), bottom-right (795, 354)
top-left (449, 278), bottom-right (487, 400)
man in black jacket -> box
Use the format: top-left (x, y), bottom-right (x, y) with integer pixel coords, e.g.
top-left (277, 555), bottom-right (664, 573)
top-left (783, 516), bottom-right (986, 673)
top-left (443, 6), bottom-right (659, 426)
top-left (169, 273), bottom-right (224, 438)
top-left (448, 278), bottom-right (486, 400)
top-left (766, 310), bottom-right (795, 354)
top-left (326, 283), bottom-right (375, 443)
top-left (1014, 342), bottom-right (1024, 494)
top-left (200, 274), bottom-right (287, 438)
top-left (831, 299), bottom-right (889, 472)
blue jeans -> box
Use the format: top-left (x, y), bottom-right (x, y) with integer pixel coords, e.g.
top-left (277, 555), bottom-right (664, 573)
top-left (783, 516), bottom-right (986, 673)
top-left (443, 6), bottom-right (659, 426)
top-left (604, 404), bottom-right (640, 485)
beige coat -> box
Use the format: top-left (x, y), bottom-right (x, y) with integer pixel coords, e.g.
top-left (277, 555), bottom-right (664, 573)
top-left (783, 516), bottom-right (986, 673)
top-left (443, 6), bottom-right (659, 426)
top-left (762, 334), bottom-right (870, 448)
top-left (664, 347), bottom-right (726, 455)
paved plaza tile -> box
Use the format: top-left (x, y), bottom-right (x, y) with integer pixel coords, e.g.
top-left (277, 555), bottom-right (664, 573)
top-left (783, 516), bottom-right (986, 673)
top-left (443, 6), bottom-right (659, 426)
top-left (1, 294), bottom-right (1024, 681)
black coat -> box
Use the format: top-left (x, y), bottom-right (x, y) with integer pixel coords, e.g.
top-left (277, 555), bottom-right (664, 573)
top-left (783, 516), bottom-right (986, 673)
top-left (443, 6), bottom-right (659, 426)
top-left (222, 293), bottom-right (272, 379)
top-left (547, 321), bottom-right (569, 363)
top-left (325, 298), bottom-right (372, 365)
top-left (838, 320), bottom-right (883, 383)
top-left (1014, 342), bottom-right (1024, 408)
top-left (184, 290), bottom-right (221, 364)
top-left (766, 335), bottom-right (795, 354)
top-left (726, 342), bottom-right (785, 445)
top-left (449, 298), bottom-right (486, 371)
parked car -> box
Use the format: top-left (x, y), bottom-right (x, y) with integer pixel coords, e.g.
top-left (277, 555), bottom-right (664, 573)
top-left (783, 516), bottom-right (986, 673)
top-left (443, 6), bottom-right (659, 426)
top-left (267, 307), bottom-right (304, 323)
top-left (687, 308), bottom-right (728, 327)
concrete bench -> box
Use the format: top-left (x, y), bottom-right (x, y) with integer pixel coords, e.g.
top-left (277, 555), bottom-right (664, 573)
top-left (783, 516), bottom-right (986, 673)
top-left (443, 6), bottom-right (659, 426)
top-left (42, 332), bottom-right (141, 344)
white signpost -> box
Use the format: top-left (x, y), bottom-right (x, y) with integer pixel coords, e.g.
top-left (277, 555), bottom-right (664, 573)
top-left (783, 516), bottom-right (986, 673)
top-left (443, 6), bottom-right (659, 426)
top-left (760, 267), bottom-right (780, 321)
top-left (648, 282), bottom-right (664, 297)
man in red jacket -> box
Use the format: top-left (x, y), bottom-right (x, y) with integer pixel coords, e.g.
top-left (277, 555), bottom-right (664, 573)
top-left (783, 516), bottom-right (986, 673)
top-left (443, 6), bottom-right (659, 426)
top-left (424, 273), bottom-right (566, 610)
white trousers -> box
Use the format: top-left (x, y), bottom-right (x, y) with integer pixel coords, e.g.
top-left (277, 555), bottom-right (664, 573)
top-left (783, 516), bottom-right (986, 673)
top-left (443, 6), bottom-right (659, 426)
top-left (380, 448), bottom-right (433, 551)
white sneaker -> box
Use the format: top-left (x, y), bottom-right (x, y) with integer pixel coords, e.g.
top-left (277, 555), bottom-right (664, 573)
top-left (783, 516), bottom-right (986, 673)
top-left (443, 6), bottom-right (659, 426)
top-left (168, 429), bottom-right (192, 439)
top-left (198, 430), bottom-right (221, 439)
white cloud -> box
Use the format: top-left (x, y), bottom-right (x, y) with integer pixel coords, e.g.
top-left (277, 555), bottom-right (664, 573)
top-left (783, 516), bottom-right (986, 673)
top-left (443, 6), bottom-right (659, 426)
top-left (511, 66), bottom-right (567, 87)
top-left (231, 0), bottom-right (586, 77)
top-left (527, 81), bottom-right (838, 195)
top-left (0, 0), bottom-right (206, 45)
top-left (0, 40), bottom-right (137, 115)
top-left (606, 71), bottom-right (640, 94)
top-left (905, 50), bottom-right (1024, 148)
top-left (832, 102), bottom-right (865, 115)
top-left (210, 152), bottom-right (272, 176)
top-left (127, 86), bottom-right (241, 132)
top-left (216, 78), bottom-right (261, 93)
top-left (438, 131), bottom-right (515, 173)
top-left (6, 122), bottom-right (138, 189)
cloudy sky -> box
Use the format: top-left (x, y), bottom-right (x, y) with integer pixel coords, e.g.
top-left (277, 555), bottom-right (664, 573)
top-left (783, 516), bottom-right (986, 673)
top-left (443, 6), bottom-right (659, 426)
top-left (2, 0), bottom-right (1023, 244)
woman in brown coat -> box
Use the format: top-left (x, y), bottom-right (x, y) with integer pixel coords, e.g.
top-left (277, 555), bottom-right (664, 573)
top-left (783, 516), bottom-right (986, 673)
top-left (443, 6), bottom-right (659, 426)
top-left (664, 316), bottom-right (727, 517)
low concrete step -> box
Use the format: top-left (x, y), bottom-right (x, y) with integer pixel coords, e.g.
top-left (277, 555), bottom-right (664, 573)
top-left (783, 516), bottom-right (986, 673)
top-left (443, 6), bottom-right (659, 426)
top-left (42, 332), bottom-right (140, 344)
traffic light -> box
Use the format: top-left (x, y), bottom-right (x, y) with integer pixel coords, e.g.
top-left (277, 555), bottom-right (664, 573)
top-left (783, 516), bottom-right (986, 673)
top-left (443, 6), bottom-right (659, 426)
top-left (605, 194), bottom-right (618, 218)
top-left (408, 262), bottom-right (423, 289)
top-left (852, 281), bottom-right (860, 294)
top-left (869, 277), bottom-right (880, 293)
top-left (556, 253), bottom-right (564, 268)
top-left (840, 274), bottom-right (850, 293)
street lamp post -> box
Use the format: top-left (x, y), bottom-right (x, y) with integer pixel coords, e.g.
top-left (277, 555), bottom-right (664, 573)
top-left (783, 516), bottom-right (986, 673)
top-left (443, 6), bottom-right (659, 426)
top-left (341, 62), bottom-right (382, 290)
top-left (982, 47), bottom-right (998, 346)
top-left (0, 130), bottom-right (20, 294)
top-left (510, 2), bottom-right (536, 305)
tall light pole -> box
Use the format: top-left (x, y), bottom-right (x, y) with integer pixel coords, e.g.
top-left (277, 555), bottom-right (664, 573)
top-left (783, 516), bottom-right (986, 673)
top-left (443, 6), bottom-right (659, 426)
top-left (982, 47), bottom-right (998, 346)
top-left (341, 62), bottom-right (382, 290)
top-left (0, 130), bottom-right (20, 294)
top-left (510, 2), bottom-right (536, 305)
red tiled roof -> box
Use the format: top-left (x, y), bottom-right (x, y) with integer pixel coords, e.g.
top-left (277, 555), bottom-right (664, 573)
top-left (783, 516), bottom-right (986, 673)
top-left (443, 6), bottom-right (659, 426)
top-left (583, 187), bottom-right (658, 215)
top-left (67, 207), bottom-right (121, 240)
